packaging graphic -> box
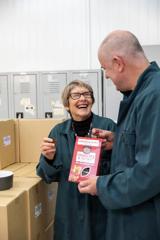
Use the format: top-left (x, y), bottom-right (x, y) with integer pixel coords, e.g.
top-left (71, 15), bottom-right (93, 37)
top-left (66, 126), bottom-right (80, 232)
top-left (68, 136), bottom-right (103, 183)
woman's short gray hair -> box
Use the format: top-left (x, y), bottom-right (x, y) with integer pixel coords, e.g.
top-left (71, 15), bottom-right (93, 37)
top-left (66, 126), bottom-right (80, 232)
top-left (61, 80), bottom-right (95, 107)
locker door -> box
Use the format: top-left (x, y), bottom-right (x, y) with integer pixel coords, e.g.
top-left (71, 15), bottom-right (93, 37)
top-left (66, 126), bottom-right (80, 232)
top-left (0, 74), bottom-right (9, 119)
top-left (38, 72), bottom-right (68, 119)
top-left (103, 77), bottom-right (122, 122)
top-left (103, 45), bottom-right (160, 122)
top-left (142, 45), bottom-right (160, 65)
top-left (12, 73), bottom-right (38, 118)
top-left (69, 70), bottom-right (102, 115)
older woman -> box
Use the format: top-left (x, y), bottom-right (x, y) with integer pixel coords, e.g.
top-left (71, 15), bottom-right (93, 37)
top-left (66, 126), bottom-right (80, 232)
top-left (36, 80), bottom-right (116, 240)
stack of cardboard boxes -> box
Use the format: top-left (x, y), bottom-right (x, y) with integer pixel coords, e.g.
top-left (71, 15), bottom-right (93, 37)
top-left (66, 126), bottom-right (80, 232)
top-left (0, 119), bottom-right (63, 240)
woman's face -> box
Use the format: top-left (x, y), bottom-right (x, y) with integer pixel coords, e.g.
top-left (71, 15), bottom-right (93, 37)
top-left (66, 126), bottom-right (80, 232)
top-left (67, 86), bottom-right (93, 121)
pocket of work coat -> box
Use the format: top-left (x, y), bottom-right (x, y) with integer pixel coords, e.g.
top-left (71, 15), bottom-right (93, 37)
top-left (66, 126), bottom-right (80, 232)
top-left (121, 131), bottom-right (136, 167)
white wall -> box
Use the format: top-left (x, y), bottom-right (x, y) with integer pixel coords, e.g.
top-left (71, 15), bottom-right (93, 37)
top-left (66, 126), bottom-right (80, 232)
top-left (90, 0), bottom-right (160, 68)
top-left (0, 0), bottom-right (160, 72)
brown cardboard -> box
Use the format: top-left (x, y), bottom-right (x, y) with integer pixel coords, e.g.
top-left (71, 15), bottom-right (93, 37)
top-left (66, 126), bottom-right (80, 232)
top-left (17, 119), bottom-right (63, 163)
top-left (0, 176), bottom-right (56, 240)
top-left (0, 119), bottom-right (60, 240)
top-left (5, 163), bottom-right (39, 178)
top-left (4, 162), bottom-right (28, 172)
top-left (0, 189), bottom-right (28, 240)
top-left (39, 221), bottom-right (54, 240)
top-left (0, 120), bottom-right (16, 169)
top-left (26, 163), bottom-right (40, 178)
top-left (44, 221), bottom-right (54, 240)
top-left (14, 119), bottom-right (20, 163)
top-left (13, 177), bottom-right (57, 240)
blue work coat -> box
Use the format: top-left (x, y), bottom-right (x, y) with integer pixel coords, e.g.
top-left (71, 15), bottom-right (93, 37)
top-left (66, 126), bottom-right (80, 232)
top-left (37, 113), bottom-right (116, 240)
top-left (97, 62), bottom-right (160, 240)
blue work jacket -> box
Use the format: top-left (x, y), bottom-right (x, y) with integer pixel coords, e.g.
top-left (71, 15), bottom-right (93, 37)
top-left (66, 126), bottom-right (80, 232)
top-left (37, 113), bottom-right (116, 240)
top-left (97, 62), bottom-right (160, 240)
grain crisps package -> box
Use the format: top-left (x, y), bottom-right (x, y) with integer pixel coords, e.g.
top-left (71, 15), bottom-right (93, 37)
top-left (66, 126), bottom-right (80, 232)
top-left (68, 136), bottom-right (103, 183)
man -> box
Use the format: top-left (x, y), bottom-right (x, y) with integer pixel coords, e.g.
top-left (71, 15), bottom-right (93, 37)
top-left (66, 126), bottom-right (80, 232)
top-left (78, 30), bottom-right (160, 240)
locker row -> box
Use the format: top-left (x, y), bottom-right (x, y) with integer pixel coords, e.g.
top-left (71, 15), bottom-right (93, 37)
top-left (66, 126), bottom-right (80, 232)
top-left (0, 69), bottom-right (123, 121)
top-left (0, 70), bottom-right (107, 120)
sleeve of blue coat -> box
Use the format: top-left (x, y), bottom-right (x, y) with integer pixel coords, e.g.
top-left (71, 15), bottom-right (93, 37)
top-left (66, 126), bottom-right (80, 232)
top-left (97, 91), bottom-right (160, 210)
top-left (36, 125), bottom-right (63, 183)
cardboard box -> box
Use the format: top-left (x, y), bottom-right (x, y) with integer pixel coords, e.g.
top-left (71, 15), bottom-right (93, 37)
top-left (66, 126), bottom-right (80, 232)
top-left (44, 221), bottom-right (54, 240)
top-left (4, 162), bottom-right (28, 172)
top-left (17, 119), bottom-right (63, 163)
top-left (13, 177), bottom-right (57, 240)
top-left (68, 136), bottom-right (103, 182)
top-left (14, 119), bottom-right (20, 163)
top-left (0, 176), bottom-right (57, 240)
top-left (5, 163), bottom-right (39, 178)
top-left (0, 119), bottom-right (60, 240)
top-left (0, 120), bottom-right (16, 169)
top-left (39, 221), bottom-right (54, 240)
top-left (0, 189), bottom-right (28, 240)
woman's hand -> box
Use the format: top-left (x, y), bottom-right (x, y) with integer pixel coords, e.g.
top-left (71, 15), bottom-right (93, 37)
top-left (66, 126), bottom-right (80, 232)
top-left (40, 137), bottom-right (56, 160)
top-left (91, 128), bottom-right (115, 150)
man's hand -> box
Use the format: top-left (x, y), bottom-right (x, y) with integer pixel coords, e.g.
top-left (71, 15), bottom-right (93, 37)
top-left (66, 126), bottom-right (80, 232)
top-left (40, 137), bottom-right (56, 160)
top-left (91, 128), bottom-right (115, 150)
top-left (78, 176), bottom-right (99, 196)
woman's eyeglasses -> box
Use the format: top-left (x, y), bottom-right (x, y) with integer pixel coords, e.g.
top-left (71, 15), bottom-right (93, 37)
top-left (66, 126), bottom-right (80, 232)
top-left (70, 91), bottom-right (93, 100)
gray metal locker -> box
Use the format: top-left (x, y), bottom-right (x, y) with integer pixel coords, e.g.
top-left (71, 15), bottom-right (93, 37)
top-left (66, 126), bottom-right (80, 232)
top-left (142, 45), bottom-right (160, 65)
top-left (103, 77), bottom-right (122, 122)
top-left (37, 71), bottom-right (68, 119)
top-left (103, 45), bottom-right (160, 122)
top-left (11, 72), bottom-right (38, 118)
top-left (0, 74), bottom-right (10, 119)
top-left (68, 70), bottom-right (102, 115)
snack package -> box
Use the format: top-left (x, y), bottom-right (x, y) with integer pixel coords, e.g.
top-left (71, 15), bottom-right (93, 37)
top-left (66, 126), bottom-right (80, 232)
top-left (68, 136), bottom-right (103, 183)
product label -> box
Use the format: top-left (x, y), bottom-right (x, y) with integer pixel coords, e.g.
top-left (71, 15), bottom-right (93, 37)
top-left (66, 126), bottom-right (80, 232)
top-left (68, 136), bottom-right (103, 183)
top-left (34, 202), bottom-right (42, 218)
top-left (3, 135), bottom-right (11, 146)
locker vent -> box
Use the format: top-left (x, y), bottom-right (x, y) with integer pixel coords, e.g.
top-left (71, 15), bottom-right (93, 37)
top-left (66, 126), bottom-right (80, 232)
top-left (20, 82), bottom-right (31, 93)
top-left (48, 81), bottom-right (60, 94)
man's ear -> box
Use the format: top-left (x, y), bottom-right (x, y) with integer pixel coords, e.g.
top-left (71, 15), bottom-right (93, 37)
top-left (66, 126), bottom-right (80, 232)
top-left (113, 55), bottom-right (125, 72)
